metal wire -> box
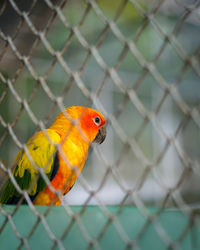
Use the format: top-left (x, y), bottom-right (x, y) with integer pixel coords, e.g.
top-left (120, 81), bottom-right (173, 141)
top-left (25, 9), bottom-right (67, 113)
top-left (0, 0), bottom-right (200, 249)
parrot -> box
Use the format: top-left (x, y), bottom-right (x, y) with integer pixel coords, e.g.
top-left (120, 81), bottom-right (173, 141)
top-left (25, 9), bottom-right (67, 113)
top-left (0, 106), bottom-right (106, 206)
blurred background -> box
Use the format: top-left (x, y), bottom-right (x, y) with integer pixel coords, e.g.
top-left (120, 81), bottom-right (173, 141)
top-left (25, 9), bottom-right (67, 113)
top-left (0, 0), bottom-right (200, 207)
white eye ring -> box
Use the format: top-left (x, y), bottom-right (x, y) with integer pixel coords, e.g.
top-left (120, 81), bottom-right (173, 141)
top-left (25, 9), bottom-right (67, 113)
top-left (93, 116), bottom-right (101, 126)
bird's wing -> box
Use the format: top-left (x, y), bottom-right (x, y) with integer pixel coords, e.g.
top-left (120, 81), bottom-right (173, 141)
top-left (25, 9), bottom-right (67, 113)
top-left (0, 129), bottom-right (61, 204)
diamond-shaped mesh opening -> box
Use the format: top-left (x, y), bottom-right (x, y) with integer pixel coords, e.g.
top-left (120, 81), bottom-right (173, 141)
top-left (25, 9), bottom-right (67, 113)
top-left (1, 0), bottom-right (200, 249)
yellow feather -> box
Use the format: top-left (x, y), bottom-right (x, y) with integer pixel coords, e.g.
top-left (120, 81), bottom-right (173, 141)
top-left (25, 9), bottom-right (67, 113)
top-left (14, 129), bottom-right (61, 195)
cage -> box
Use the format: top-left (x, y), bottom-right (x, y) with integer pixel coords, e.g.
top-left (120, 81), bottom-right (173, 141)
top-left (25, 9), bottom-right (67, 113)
top-left (0, 0), bottom-right (200, 249)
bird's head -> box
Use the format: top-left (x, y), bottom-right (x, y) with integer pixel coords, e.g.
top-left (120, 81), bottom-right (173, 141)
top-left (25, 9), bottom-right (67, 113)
top-left (51, 106), bottom-right (106, 144)
top-left (67, 106), bottom-right (106, 144)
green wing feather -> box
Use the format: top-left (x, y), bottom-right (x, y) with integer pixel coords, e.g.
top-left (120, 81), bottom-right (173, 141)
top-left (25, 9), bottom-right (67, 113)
top-left (0, 129), bottom-right (61, 204)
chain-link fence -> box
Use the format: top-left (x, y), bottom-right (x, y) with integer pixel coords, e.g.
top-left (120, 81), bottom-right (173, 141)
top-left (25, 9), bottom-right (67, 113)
top-left (0, 0), bottom-right (200, 249)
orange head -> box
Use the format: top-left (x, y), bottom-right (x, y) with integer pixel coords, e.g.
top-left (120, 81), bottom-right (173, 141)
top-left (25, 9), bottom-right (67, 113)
top-left (50, 106), bottom-right (106, 144)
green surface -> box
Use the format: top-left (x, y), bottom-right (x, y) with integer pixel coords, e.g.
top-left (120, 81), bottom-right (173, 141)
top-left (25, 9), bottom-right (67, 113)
top-left (0, 205), bottom-right (199, 250)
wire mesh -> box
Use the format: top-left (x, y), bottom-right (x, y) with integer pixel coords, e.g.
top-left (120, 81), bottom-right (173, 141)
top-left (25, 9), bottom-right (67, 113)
top-left (0, 0), bottom-right (200, 249)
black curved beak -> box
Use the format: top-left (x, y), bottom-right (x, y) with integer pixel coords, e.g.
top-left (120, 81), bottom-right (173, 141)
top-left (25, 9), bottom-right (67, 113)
top-left (93, 126), bottom-right (106, 144)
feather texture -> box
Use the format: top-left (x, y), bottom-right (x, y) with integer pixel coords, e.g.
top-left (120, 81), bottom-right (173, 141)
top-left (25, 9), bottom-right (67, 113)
top-left (0, 130), bottom-right (60, 204)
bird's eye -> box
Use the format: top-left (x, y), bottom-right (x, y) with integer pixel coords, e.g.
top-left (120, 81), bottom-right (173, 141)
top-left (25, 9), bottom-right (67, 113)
top-left (93, 116), bottom-right (101, 126)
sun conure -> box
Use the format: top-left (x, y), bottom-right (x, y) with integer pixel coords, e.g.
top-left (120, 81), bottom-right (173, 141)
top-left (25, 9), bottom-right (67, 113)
top-left (0, 106), bottom-right (106, 205)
